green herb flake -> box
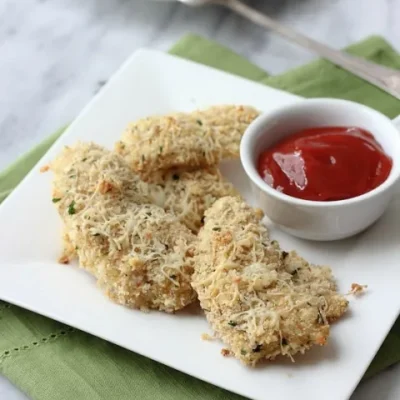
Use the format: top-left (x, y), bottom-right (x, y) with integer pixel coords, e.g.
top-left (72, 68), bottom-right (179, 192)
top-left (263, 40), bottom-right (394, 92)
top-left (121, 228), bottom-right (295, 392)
top-left (212, 227), bottom-right (221, 232)
top-left (52, 198), bottom-right (61, 203)
top-left (82, 158), bottom-right (87, 162)
top-left (68, 201), bottom-right (76, 215)
top-left (93, 233), bottom-right (100, 237)
top-left (141, 155), bottom-right (145, 162)
top-left (228, 321), bottom-right (237, 327)
top-left (159, 146), bottom-right (163, 154)
top-left (75, 246), bottom-right (79, 250)
top-left (69, 175), bottom-right (76, 179)
top-left (172, 174), bottom-right (180, 181)
top-left (196, 119), bottom-right (203, 126)
top-left (240, 349), bottom-right (247, 356)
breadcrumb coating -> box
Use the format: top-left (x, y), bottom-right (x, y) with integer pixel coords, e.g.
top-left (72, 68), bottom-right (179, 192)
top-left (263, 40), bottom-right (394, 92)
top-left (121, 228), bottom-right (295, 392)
top-left (50, 142), bottom-right (197, 312)
top-left (192, 105), bottom-right (260, 159)
top-left (145, 167), bottom-right (239, 233)
top-left (115, 105), bottom-right (259, 177)
top-left (192, 197), bottom-right (348, 365)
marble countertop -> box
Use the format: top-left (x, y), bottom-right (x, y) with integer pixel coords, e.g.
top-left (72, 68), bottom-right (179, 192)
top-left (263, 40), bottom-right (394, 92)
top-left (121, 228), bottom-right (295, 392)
top-left (0, 0), bottom-right (399, 398)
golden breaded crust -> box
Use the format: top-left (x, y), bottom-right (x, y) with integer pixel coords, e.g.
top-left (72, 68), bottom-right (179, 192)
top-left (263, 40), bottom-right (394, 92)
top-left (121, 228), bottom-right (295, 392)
top-left (145, 167), bottom-right (239, 233)
top-left (51, 142), bottom-right (237, 235)
top-left (50, 142), bottom-right (197, 312)
top-left (115, 105), bottom-right (259, 177)
top-left (67, 202), bottom-right (196, 312)
top-left (50, 142), bottom-right (150, 220)
top-left (192, 196), bottom-right (348, 366)
top-left (193, 105), bottom-right (260, 159)
top-left (282, 252), bottom-right (349, 323)
top-left (116, 113), bottom-right (217, 177)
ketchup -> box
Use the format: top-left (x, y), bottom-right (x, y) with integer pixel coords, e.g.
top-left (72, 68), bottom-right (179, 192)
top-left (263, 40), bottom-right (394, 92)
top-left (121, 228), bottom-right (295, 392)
top-left (257, 126), bottom-right (392, 201)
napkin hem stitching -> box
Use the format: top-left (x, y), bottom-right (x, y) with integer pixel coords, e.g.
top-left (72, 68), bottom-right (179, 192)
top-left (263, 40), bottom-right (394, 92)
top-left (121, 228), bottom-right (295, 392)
top-left (0, 327), bottom-right (75, 364)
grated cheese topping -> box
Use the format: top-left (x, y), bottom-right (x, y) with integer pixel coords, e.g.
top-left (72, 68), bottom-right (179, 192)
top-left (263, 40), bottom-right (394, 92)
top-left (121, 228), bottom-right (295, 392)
top-left (145, 167), bottom-right (239, 233)
top-left (50, 142), bottom-right (149, 219)
top-left (115, 105), bottom-right (259, 177)
top-left (192, 196), bottom-right (348, 365)
top-left (192, 105), bottom-right (260, 159)
top-left (50, 142), bottom-right (197, 312)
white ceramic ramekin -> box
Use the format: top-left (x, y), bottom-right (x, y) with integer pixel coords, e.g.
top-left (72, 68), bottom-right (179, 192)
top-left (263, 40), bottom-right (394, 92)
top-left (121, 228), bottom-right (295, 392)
top-left (240, 98), bottom-right (400, 240)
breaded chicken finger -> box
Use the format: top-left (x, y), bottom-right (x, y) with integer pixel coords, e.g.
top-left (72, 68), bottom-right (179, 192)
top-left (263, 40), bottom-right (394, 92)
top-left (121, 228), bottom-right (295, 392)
top-left (50, 142), bottom-right (197, 312)
top-left (192, 197), bottom-right (348, 365)
top-left (115, 105), bottom-right (259, 177)
top-left (116, 113), bottom-right (217, 178)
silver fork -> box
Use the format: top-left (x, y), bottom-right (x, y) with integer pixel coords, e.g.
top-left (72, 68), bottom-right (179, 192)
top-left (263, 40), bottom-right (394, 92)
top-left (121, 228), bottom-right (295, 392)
top-left (180, 0), bottom-right (400, 101)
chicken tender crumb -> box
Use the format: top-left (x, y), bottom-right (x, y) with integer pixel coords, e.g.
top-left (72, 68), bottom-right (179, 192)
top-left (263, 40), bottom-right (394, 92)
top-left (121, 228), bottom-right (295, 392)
top-left (201, 333), bottom-right (214, 341)
top-left (348, 283), bottom-right (368, 296)
top-left (221, 348), bottom-right (231, 357)
top-left (58, 255), bottom-right (70, 264)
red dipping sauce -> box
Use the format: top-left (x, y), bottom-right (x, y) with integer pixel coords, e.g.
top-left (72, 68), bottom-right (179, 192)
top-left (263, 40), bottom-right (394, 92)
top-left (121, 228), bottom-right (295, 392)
top-left (257, 126), bottom-right (392, 201)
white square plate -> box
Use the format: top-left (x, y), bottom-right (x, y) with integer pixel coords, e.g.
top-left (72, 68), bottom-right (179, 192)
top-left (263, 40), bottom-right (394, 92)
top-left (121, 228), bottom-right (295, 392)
top-left (0, 49), bottom-right (399, 400)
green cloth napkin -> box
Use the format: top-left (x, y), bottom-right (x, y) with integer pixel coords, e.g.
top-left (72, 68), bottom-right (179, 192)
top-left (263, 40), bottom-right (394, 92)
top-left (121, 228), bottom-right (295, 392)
top-left (1, 34), bottom-right (400, 400)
